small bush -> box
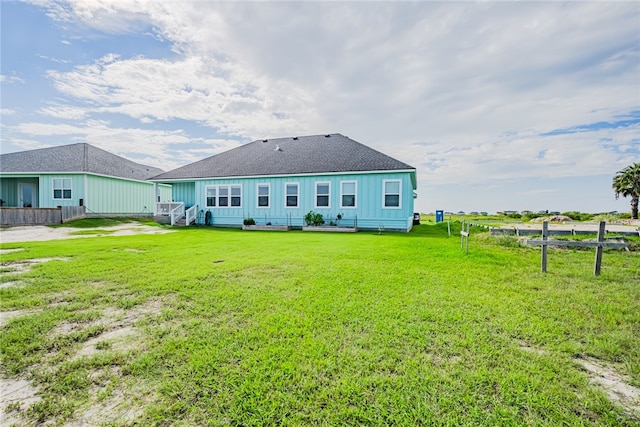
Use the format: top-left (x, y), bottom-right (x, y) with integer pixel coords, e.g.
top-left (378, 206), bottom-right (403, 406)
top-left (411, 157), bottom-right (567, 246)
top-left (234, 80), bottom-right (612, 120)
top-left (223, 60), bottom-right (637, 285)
top-left (493, 236), bottom-right (523, 248)
top-left (304, 211), bottom-right (324, 226)
top-left (562, 211), bottom-right (595, 221)
top-left (243, 218), bottom-right (256, 226)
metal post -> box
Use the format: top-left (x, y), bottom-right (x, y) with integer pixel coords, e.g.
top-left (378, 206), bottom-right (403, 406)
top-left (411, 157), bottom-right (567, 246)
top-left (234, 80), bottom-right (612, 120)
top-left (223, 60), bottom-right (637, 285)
top-left (594, 221), bottom-right (605, 275)
top-left (541, 221), bottom-right (548, 273)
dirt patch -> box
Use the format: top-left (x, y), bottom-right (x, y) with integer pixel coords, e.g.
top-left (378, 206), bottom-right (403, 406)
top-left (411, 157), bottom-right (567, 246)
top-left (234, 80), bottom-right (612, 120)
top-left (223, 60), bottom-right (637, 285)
top-left (518, 340), bottom-right (545, 355)
top-left (1, 297), bottom-right (168, 425)
top-left (0, 223), bottom-right (175, 244)
top-left (123, 248), bottom-right (146, 253)
top-left (73, 326), bottom-right (138, 360)
top-left (0, 248), bottom-right (24, 255)
top-left (0, 308), bottom-right (37, 328)
top-left (0, 257), bottom-right (70, 276)
top-left (69, 382), bottom-right (152, 427)
top-left (576, 356), bottom-right (640, 416)
top-left (0, 378), bottom-right (41, 426)
top-left (0, 280), bottom-right (24, 289)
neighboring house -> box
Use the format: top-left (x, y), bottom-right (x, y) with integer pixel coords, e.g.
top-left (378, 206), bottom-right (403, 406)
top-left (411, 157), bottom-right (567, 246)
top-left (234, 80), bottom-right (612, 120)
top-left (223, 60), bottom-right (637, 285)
top-left (151, 134), bottom-right (417, 231)
top-left (0, 143), bottom-right (172, 216)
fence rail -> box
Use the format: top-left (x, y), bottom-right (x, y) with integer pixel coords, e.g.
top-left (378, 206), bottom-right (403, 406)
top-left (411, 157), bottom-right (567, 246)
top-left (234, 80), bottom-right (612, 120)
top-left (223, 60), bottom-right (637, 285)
top-left (526, 221), bottom-right (628, 275)
top-left (0, 206), bottom-right (86, 227)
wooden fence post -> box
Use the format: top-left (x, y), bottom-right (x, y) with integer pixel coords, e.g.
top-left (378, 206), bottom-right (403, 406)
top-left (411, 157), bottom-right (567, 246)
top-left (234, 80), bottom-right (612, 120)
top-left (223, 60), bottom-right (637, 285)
top-left (541, 221), bottom-right (548, 273)
top-left (527, 220), bottom-right (626, 275)
top-left (594, 221), bottom-right (605, 276)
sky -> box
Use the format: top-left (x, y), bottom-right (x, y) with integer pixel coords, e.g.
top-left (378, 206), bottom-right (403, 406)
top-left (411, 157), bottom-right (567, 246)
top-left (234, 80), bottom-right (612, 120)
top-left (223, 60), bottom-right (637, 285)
top-left (1, 0), bottom-right (639, 214)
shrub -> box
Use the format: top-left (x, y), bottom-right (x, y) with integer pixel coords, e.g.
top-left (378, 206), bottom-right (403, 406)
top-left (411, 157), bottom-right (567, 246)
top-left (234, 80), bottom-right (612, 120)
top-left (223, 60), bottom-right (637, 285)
top-left (562, 211), bottom-right (595, 221)
top-left (243, 218), bottom-right (256, 226)
top-left (304, 211), bottom-right (324, 226)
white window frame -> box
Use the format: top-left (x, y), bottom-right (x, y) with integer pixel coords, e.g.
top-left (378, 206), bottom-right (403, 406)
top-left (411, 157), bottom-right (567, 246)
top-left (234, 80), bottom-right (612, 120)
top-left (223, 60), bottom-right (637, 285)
top-left (218, 186), bottom-right (229, 207)
top-left (205, 184), bottom-right (242, 208)
top-left (383, 179), bottom-right (402, 209)
top-left (52, 178), bottom-right (72, 200)
top-left (256, 183), bottom-right (270, 208)
top-left (205, 185), bottom-right (217, 207)
top-left (285, 182), bottom-right (299, 208)
top-left (340, 180), bottom-right (357, 209)
top-left (230, 185), bottom-right (242, 207)
top-left (314, 181), bottom-right (331, 209)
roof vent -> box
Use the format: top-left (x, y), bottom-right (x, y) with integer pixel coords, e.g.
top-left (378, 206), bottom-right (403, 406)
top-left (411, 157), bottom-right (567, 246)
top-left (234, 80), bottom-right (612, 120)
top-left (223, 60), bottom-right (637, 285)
top-left (325, 134), bottom-right (331, 138)
top-left (262, 139), bottom-right (268, 143)
top-left (292, 137), bottom-right (298, 140)
top-left (275, 145), bottom-right (281, 151)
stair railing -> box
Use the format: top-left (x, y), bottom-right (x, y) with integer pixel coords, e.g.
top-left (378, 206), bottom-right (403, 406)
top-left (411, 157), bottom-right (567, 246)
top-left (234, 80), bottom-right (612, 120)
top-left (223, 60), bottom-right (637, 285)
top-left (185, 205), bottom-right (198, 225)
top-left (169, 203), bottom-right (185, 226)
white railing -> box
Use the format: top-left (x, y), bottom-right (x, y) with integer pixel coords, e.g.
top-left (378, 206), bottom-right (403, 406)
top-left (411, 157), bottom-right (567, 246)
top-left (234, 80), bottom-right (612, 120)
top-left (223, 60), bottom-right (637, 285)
top-left (185, 205), bottom-right (198, 225)
top-left (156, 202), bottom-right (183, 216)
top-left (169, 203), bottom-right (185, 226)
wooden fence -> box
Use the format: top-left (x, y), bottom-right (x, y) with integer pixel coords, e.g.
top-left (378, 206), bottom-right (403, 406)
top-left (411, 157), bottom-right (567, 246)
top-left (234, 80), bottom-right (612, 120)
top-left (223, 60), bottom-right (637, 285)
top-left (0, 206), bottom-right (86, 227)
top-left (526, 221), bottom-right (627, 275)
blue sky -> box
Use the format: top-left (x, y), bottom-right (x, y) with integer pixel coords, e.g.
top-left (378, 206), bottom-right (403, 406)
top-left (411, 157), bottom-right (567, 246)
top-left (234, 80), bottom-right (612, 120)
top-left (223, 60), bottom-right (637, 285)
top-left (1, 1), bottom-right (639, 214)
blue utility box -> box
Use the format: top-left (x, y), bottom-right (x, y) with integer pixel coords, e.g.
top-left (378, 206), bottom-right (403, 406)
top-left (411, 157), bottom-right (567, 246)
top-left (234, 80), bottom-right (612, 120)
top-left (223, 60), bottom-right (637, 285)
top-left (435, 210), bottom-right (444, 223)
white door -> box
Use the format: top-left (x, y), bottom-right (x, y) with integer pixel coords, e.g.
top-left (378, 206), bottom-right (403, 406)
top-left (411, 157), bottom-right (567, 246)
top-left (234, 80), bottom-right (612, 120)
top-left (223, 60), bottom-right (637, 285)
top-left (18, 183), bottom-right (36, 207)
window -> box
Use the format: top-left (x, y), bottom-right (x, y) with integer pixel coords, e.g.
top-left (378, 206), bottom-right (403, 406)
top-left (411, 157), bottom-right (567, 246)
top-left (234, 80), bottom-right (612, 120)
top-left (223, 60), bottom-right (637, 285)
top-left (285, 183), bottom-right (299, 208)
top-left (53, 178), bottom-right (72, 199)
top-left (257, 184), bottom-right (270, 208)
top-left (315, 182), bottom-right (330, 208)
top-left (219, 187), bottom-right (229, 207)
top-left (206, 186), bottom-right (216, 207)
top-left (340, 181), bottom-right (356, 208)
top-left (205, 185), bottom-right (242, 208)
top-left (383, 180), bottom-right (401, 208)
top-left (230, 185), bottom-right (241, 207)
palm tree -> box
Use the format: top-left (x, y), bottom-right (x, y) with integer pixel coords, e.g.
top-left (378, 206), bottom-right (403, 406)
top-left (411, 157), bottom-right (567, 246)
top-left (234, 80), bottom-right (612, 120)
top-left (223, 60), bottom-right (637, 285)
top-left (613, 163), bottom-right (640, 219)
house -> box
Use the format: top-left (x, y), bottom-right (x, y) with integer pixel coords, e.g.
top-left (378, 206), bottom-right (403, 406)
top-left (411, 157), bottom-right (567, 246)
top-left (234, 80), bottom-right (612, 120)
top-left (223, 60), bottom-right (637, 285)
top-left (151, 134), bottom-right (417, 231)
top-left (0, 143), bottom-right (172, 219)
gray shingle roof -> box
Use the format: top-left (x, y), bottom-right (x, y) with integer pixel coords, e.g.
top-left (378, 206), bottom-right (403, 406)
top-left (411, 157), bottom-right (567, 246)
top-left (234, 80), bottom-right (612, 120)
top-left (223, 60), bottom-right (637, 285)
top-left (0, 143), bottom-right (164, 180)
top-left (152, 133), bottom-right (414, 180)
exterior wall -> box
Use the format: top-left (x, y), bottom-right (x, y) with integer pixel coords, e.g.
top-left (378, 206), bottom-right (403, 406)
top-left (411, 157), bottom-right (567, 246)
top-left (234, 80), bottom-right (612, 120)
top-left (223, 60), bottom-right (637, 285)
top-left (1, 173), bottom-right (170, 216)
top-left (85, 175), bottom-right (157, 214)
top-left (38, 174), bottom-right (85, 208)
top-left (170, 182), bottom-right (196, 206)
top-left (158, 184), bottom-right (173, 203)
top-left (190, 171), bottom-right (415, 231)
top-left (1, 177), bottom-right (39, 207)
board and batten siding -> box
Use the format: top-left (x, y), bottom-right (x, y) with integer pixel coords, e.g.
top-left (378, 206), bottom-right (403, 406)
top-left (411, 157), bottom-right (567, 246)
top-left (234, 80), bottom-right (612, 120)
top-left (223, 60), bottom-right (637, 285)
top-left (170, 182), bottom-right (196, 207)
top-left (85, 175), bottom-right (160, 214)
top-left (38, 174), bottom-right (86, 208)
top-left (1, 177), bottom-right (39, 207)
top-left (192, 171), bottom-right (415, 230)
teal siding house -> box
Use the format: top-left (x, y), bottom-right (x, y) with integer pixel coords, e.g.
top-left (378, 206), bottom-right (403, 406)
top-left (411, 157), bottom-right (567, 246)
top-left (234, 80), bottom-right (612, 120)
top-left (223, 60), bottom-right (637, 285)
top-left (0, 143), bottom-right (172, 216)
top-left (152, 134), bottom-right (417, 231)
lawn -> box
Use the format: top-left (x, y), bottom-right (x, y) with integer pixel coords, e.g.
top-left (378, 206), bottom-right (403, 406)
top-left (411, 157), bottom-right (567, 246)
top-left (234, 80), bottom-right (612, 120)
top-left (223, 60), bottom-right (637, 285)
top-left (1, 222), bottom-right (639, 426)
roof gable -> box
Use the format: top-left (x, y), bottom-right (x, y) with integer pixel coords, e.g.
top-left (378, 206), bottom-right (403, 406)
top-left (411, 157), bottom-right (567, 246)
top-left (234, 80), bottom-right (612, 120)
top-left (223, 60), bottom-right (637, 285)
top-left (152, 134), bottom-right (414, 180)
top-left (0, 143), bottom-right (164, 180)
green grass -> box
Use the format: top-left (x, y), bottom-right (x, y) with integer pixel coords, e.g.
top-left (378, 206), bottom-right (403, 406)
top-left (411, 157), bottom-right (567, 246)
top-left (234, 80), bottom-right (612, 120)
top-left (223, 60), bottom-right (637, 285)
top-left (1, 223), bottom-right (639, 426)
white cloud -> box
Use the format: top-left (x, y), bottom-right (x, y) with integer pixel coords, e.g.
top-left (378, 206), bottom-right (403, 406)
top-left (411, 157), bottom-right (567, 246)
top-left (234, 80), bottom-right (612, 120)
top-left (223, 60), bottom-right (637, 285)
top-left (0, 74), bottom-right (26, 84)
top-left (7, 120), bottom-right (235, 171)
top-left (45, 54), bottom-right (317, 139)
